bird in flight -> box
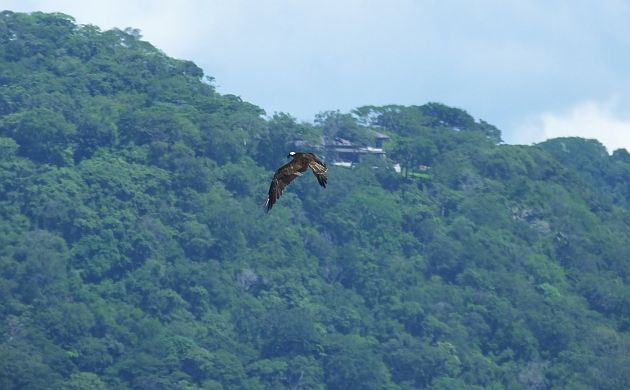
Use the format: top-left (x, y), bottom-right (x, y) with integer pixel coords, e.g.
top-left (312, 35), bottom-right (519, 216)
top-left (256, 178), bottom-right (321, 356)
top-left (265, 152), bottom-right (327, 212)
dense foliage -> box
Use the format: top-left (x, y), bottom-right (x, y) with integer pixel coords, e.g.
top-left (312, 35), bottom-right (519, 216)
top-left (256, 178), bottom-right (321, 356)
top-left (1, 11), bottom-right (630, 389)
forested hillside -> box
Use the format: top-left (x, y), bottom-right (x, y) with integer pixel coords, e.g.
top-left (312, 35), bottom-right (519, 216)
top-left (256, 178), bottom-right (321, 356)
top-left (1, 11), bottom-right (630, 390)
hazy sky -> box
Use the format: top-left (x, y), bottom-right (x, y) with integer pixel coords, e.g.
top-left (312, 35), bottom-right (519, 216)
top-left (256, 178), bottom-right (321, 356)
top-left (4, 1), bottom-right (630, 151)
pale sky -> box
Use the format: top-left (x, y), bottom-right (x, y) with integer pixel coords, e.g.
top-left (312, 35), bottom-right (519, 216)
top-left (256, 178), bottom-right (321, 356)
top-left (4, 1), bottom-right (630, 152)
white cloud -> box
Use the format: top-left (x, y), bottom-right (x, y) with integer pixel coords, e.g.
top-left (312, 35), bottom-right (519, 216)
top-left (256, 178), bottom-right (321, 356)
top-left (515, 98), bottom-right (630, 152)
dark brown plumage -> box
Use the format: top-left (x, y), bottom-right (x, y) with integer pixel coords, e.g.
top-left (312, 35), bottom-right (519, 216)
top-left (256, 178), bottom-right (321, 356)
top-left (265, 152), bottom-right (327, 212)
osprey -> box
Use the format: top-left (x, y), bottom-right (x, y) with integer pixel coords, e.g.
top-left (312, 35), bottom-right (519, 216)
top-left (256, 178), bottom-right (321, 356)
top-left (265, 152), bottom-right (327, 212)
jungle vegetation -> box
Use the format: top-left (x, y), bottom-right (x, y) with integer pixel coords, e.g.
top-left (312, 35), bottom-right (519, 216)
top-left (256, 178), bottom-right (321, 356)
top-left (1, 11), bottom-right (630, 389)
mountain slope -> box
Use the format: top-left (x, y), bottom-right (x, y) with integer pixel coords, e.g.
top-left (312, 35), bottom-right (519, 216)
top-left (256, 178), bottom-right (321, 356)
top-left (1, 11), bottom-right (629, 390)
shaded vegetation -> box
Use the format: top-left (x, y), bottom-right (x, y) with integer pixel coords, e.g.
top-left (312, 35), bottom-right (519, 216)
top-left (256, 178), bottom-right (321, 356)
top-left (1, 11), bottom-right (630, 389)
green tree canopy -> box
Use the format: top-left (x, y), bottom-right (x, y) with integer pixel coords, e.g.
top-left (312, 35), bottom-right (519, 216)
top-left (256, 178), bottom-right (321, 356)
top-left (1, 10), bottom-right (629, 390)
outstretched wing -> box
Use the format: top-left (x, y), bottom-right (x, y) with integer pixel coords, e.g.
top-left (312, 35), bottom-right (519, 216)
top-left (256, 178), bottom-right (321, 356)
top-left (306, 153), bottom-right (327, 188)
top-left (265, 160), bottom-right (304, 212)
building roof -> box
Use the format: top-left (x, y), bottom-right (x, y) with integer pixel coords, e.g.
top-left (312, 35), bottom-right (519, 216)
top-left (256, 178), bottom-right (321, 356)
top-left (370, 130), bottom-right (390, 139)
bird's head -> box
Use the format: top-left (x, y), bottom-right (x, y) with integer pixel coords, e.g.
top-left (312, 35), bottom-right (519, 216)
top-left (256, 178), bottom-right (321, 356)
top-left (287, 151), bottom-right (296, 158)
